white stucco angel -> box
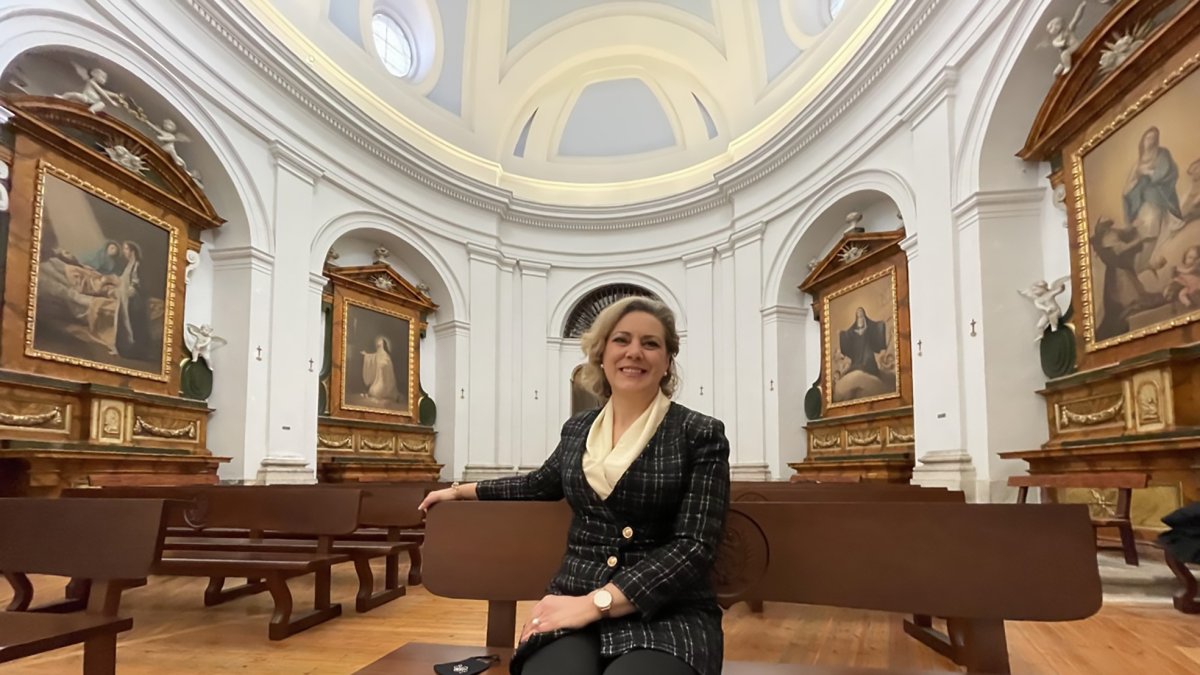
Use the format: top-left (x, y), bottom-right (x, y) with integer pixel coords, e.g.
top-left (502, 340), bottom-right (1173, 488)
top-left (186, 323), bottom-right (228, 368)
top-left (1049, 1), bottom-right (1088, 77)
top-left (146, 118), bottom-right (191, 170)
top-left (1018, 276), bottom-right (1071, 341)
top-left (58, 65), bottom-right (120, 114)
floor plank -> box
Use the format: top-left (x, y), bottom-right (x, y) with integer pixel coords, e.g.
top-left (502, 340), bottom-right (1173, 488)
top-left (1, 561), bottom-right (1197, 674)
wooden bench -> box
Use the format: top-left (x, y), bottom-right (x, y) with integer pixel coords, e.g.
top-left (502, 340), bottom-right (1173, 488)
top-left (0, 498), bottom-right (168, 674)
top-left (65, 485), bottom-right (361, 639)
top-left (355, 500), bottom-right (1101, 674)
top-left (1008, 472), bottom-right (1149, 565)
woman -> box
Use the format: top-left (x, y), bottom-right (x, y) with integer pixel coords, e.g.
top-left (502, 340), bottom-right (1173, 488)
top-left (419, 297), bottom-right (730, 675)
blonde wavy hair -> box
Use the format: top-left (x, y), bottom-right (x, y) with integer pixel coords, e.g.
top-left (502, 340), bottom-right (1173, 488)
top-left (576, 296), bottom-right (680, 401)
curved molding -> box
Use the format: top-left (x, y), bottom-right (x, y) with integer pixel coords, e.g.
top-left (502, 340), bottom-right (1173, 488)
top-left (309, 211), bottom-right (468, 321)
top-left (763, 168), bottom-right (917, 307)
top-left (549, 270), bottom-right (687, 339)
top-left (0, 6), bottom-right (271, 250)
top-left (174, 0), bottom-right (942, 229)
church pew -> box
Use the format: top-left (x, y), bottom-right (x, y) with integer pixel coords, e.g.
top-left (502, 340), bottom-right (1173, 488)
top-left (64, 486), bottom-right (361, 639)
top-left (0, 498), bottom-right (169, 674)
top-left (354, 500), bottom-right (1100, 674)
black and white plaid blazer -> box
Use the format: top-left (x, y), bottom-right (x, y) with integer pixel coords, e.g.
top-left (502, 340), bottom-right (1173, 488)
top-left (475, 401), bottom-right (731, 675)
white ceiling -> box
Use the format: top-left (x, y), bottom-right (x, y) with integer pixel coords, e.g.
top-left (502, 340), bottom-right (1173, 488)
top-left (253, 0), bottom-right (893, 205)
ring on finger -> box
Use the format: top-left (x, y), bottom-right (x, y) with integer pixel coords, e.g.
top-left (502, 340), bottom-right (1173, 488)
top-left (531, 617), bottom-right (541, 627)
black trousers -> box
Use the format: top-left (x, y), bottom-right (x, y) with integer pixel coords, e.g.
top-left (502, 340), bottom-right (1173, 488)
top-left (521, 629), bottom-right (697, 675)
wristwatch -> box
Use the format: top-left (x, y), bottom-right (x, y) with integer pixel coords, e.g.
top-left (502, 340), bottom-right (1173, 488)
top-left (592, 589), bottom-right (613, 618)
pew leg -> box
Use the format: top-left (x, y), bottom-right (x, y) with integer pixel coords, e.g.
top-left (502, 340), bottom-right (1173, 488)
top-left (407, 546), bottom-right (423, 586)
top-left (264, 570), bottom-right (342, 641)
top-left (1164, 551), bottom-right (1200, 614)
top-left (204, 577), bottom-right (268, 606)
top-left (385, 552), bottom-right (400, 589)
top-left (486, 600), bottom-right (517, 649)
top-left (353, 556), bottom-right (405, 613)
top-left (24, 577), bottom-right (96, 614)
top-left (1118, 523), bottom-right (1139, 566)
top-left (903, 615), bottom-right (957, 663)
top-left (82, 632), bottom-right (117, 675)
top-left (948, 617), bottom-right (1010, 674)
top-left (5, 572), bottom-right (33, 611)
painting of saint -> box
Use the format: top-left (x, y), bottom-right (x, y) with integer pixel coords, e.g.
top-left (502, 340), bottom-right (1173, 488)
top-left (824, 270), bottom-right (899, 406)
top-left (27, 169), bottom-right (174, 379)
top-left (1078, 68), bottom-right (1200, 347)
top-left (342, 303), bottom-right (412, 415)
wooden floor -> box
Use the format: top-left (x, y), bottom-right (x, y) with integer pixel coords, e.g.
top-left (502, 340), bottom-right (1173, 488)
top-left (2, 561), bottom-right (1198, 674)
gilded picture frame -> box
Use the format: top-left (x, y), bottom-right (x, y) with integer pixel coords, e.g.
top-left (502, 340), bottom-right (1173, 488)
top-left (1071, 53), bottom-right (1200, 351)
top-left (822, 266), bottom-right (900, 409)
top-left (339, 297), bottom-right (418, 418)
top-left (26, 161), bottom-right (179, 381)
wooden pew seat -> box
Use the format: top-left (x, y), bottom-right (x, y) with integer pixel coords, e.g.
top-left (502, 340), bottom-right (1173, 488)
top-left (1008, 471), bottom-right (1148, 565)
top-left (0, 498), bottom-right (168, 674)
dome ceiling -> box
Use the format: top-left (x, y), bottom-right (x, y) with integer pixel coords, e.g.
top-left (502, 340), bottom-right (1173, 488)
top-left (248, 0), bottom-right (894, 206)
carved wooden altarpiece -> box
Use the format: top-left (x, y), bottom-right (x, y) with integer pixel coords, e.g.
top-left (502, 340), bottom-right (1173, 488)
top-left (318, 264), bottom-right (441, 482)
top-left (790, 227), bottom-right (915, 483)
top-left (1004, 0), bottom-right (1200, 536)
top-left (0, 95), bottom-right (227, 495)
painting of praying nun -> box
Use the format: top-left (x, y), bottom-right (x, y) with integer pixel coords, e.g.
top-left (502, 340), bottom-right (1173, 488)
top-left (823, 269), bottom-right (901, 407)
top-left (342, 302), bottom-right (413, 415)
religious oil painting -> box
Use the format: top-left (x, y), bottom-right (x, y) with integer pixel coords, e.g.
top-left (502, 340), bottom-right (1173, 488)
top-left (823, 267), bottom-right (899, 408)
top-left (1075, 64), bottom-right (1200, 350)
top-left (27, 165), bottom-right (176, 380)
top-left (342, 301), bottom-right (414, 416)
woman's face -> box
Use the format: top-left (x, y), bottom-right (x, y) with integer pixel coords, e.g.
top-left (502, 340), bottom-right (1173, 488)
top-left (601, 311), bottom-right (669, 400)
top-left (122, 243), bottom-right (135, 260)
top-left (1142, 129), bottom-right (1159, 153)
top-left (374, 336), bottom-right (385, 350)
top-left (106, 243), bottom-right (119, 256)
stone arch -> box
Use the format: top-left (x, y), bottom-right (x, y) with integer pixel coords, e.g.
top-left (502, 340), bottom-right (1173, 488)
top-left (764, 168), bottom-right (915, 308)
top-left (0, 13), bottom-right (269, 251)
top-left (562, 282), bottom-right (659, 339)
top-left (550, 270), bottom-right (686, 340)
top-left (310, 211), bottom-right (466, 324)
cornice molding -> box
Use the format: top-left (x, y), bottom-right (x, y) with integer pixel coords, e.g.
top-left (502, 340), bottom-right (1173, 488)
top-left (210, 245), bottom-right (274, 274)
top-left (900, 232), bottom-right (919, 260)
top-left (953, 188), bottom-right (1045, 232)
top-left (270, 140), bottom-right (324, 183)
top-left (900, 67), bottom-right (958, 129)
top-left (730, 222), bottom-right (767, 250)
top-left (466, 242), bottom-right (503, 265)
top-left (181, 0), bottom-right (946, 230)
top-left (518, 260), bottom-right (551, 278)
top-left (681, 248), bottom-right (715, 269)
top-left (307, 271), bottom-right (329, 291)
top-left (761, 304), bottom-right (807, 324)
top-left (433, 319), bottom-right (471, 338)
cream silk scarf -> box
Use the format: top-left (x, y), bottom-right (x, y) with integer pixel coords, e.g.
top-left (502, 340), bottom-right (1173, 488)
top-left (583, 390), bottom-right (672, 500)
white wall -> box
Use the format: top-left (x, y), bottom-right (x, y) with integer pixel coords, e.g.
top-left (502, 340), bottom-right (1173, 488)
top-left (0, 0), bottom-right (1076, 492)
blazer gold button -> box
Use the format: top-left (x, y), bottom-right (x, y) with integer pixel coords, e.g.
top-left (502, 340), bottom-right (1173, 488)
top-left (622, 527), bottom-right (634, 539)
top-left (607, 555), bottom-right (618, 568)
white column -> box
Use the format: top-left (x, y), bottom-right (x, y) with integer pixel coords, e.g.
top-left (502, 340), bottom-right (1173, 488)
top-left (463, 244), bottom-right (503, 480)
top-left (681, 249), bottom-right (715, 415)
top-left (434, 319), bottom-right (470, 480)
top-left (731, 224), bottom-right (769, 479)
top-left (257, 142), bottom-right (323, 484)
top-left (902, 72), bottom-right (971, 488)
top-left (957, 189), bottom-right (1050, 502)
top-left (763, 304), bottom-right (807, 478)
top-left (496, 257), bottom-right (516, 470)
top-left (207, 246), bottom-right (273, 482)
top-left (712, 243), bottom-right (737, 446)
top-left (520, 261), bottom-right (551, 469)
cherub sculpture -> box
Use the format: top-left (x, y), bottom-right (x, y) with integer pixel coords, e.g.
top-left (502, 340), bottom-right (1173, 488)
top-left (1018, 276), bottom-right (1071, 341)
top-left (146, 118), bottom-right (191, 170)
top-left (1049, 1), bottom-right (1088, 76)
top-left (186, 323), bottom-right (228, 368)
top-left (58, 65), bottom-right (119, 114)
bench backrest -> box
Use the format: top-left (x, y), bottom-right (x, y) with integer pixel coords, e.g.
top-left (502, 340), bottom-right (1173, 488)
top-left (62, 486), bottom-right (363, 536)
top-left (422, 500), bottom-right (1101, 652)
top-left (733, 486), bottom-right (964, 503)
top-left (0, 498), bottom-right (167, 580)
top-left (1007, 472), bottom-right (1149, 490)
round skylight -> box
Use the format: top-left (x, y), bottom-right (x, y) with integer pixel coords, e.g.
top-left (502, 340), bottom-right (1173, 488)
top-left (371, 13), bottom-right (414, 78)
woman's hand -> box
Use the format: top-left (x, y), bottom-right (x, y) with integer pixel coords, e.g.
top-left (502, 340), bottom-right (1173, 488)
top-left (518, 594), bottom-right (601, 644)
top-left (417, 487), bottom-right (458, 512)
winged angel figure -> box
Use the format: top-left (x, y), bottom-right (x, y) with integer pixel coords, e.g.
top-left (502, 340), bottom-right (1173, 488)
top-left (57, 65), bottom-right (120, 114)
top-left (186, 324), bottom-right (228, 368)
top-left (1018, 276), bottom-right (1071, 341)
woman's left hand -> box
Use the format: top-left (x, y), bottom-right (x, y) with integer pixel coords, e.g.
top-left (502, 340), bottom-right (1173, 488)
top-left (518, 594), bottom-right (600, 644)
